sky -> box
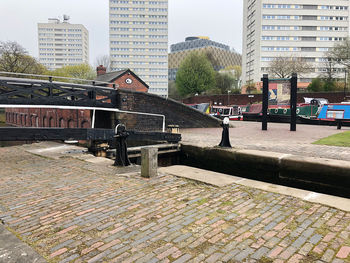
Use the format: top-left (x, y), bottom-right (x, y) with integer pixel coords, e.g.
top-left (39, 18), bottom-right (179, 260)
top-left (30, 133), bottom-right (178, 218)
top-left (0, 0), bottom-right (243, 65)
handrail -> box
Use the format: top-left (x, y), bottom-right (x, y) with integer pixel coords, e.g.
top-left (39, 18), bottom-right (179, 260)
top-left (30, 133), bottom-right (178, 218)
top-left (0, 71), bottom-right (112, 87)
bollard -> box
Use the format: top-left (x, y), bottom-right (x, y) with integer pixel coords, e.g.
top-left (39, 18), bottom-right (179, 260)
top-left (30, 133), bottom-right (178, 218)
top-left (337, 120), bottom-right (342, 130)
top-left (141, 147), bottom-right (158, 178)
top-left (218, 117), bottom-right (232, 148)
top-left (114, 124), bottom-right (131, 166)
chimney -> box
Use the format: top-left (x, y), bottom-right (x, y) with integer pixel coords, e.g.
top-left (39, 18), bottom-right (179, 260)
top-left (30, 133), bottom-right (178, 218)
top-left (97, 65), bottom-right (106, 76)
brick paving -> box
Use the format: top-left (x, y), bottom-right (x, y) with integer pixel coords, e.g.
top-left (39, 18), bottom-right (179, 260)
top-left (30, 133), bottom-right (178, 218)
top-left (0, 145), bottom-right (350, 262)
top-left (181, 122), bottom-right (350, 161)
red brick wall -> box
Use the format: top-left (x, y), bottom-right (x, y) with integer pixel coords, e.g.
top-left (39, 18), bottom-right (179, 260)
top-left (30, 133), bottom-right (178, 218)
top-left (6, 108), bottom-right (91, 128)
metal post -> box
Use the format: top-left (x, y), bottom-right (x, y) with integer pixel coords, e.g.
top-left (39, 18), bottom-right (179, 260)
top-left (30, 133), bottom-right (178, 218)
top-left (290, 73), bottom-right (298, 132)
top-left (227, 90), bottom-right (231, 106)
top-left (92, 109), bottom-right (96, 128)
top-left (344, 69), bottom-right (347, 100)
top-left (262, 74), bottom-right (269, 131)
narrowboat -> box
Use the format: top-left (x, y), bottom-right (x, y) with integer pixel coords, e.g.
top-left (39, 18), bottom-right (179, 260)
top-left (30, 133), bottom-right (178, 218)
top-left (301, 103), bottom-right (350, 126)
top-left (210, 105), bottom-right (243, 121)
top-left (243, 98), bottom-right (328, 123)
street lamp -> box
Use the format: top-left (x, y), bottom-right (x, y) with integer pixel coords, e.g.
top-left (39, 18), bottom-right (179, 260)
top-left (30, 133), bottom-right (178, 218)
top-left (227, 90), bottom-right (231, 105)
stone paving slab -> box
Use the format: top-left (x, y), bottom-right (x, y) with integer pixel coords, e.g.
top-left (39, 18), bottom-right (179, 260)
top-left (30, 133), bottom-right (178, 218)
top-left (0, 224), bottom-right (47, 263)
top-left (158, 165), bottom-right (238, 187)
top-left (0, 145), bottom-right (350, 262)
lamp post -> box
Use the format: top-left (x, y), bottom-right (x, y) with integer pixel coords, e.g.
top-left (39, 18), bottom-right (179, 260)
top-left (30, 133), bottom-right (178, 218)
top-left (227, 90), bottom-right (231, 105)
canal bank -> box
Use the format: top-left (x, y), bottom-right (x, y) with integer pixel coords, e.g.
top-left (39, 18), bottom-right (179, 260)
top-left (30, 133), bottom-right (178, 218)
top-left (180, 144), bottom-right (350, 198)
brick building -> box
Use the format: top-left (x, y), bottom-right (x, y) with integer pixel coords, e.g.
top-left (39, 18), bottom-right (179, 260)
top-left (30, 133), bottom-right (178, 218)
top-left (95, 66), bottom-right (149, 92)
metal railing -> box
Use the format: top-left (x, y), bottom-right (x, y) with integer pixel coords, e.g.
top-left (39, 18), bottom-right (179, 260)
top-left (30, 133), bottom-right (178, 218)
top-left (0, 72), bottom-right (166, 132)
top-left (0, 71), bottom-right (113, 87)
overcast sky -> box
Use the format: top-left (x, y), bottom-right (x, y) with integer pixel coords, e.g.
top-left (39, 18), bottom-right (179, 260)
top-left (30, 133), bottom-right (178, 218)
top-left (0, 0), bottom-right (243, 65)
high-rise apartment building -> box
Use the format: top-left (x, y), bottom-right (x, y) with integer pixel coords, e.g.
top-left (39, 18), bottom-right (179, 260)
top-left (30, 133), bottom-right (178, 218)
top-left (242, 1), bottom-right (350, 85)
top-left (109, 0), bottom-right (168, 97)
top-left (38, 16), bottom-right (89, 70)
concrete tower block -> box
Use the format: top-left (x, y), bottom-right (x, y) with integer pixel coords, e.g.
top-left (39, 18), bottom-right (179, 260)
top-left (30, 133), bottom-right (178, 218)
top-left (141, 147), bottom-right (158, 178)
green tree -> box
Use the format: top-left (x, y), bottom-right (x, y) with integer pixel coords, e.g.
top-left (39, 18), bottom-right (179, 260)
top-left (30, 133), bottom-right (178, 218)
top-left (168, 80), bottom-right (182, 100)
top-left (175, 52), bottom-right (216, 96)
top-left (48, 64), bottom-right (96, 83)
top-left (224, 65), bottom-right (242, 89)
top-left (204, 51), bottom-right (220, 69)
top-left (307, 78), bottom-right (323, 92)
top-left (0, 41), bottom-right (46, 74)
top-left (307, 78), bottom-right (341, 92)
top-left (214, 72), bottom-right (235, 94)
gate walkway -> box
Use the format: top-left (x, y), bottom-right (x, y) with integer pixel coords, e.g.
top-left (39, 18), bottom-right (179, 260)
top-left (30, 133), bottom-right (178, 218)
top-left (181, 121), bottom-right (350, 161)
top-left (0, 143), bottom-right (349, 263)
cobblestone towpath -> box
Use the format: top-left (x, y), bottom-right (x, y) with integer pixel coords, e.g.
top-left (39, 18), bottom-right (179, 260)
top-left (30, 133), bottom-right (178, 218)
top-left (0, 144), bottom-right (350, 263)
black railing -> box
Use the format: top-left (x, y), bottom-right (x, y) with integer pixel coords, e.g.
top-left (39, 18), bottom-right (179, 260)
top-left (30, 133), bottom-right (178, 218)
top-left (0, 76), bottom-right (117, 108)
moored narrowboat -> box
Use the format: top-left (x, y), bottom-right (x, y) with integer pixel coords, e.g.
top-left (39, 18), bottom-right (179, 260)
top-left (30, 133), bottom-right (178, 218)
top-left (210, 105), bottom-right (243, 121)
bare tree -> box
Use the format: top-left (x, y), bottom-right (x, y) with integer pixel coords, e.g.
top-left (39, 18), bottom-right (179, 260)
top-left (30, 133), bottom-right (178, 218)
top-left (327, 38), bottom-right (350, 68)
top-left (0, 41), bottom-right (45, 74)
top-left (95, 55), bottom-right (111, 72)
top-left (319, 57), bottom-right (339, 83)
top-left (268, 56), bottom-right (312, 79)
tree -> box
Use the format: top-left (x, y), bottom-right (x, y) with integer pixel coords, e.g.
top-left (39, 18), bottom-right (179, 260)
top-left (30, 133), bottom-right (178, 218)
top-left (48, 64), bottom-right (96, 83)
top-left (327, 38), bottom-right (350, 68)
top-left (224, 65), bottom-right (242, 89)
top-left (307, 77), bottom-right (342, 92)
top-left (268, 56), bottom-right (312, 79)
top-left (0, 41), bottom-right (46, 74)
top-left (95, 55), bottom-right (111, 72)
top-left (214, 72), bottom-right (235, 94)
top-left (246, 82), bottom-right (257, 94)
top-left (168, 80), bottom-right (182, 100)
top-left (307, 78), bottom-right (323, 92)
top-left (319, 57), bottom-right (338, 83)
top-left (204, 50), bottom-right (220, 69)
top-left (175, 52), bottom-right (216, 96)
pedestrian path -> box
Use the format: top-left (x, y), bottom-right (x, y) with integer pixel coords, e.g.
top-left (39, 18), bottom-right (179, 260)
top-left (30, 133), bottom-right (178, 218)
top-left (0, 144), bottom-right (349, 262)
top-left (181, 122), bottom-right (350, 161)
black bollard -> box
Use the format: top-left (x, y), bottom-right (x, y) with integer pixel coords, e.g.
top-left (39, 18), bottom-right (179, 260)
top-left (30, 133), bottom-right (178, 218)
top-left (218, 117), bottom-right (232, 148)
top-left (114, 124), bottom-right (131, 166)
top-left (337, 120), bottom-right (342, 130)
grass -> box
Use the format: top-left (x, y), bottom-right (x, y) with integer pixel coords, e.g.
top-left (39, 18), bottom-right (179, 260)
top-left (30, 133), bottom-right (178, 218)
top-left (313, 131), bottom-right (350, 147)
